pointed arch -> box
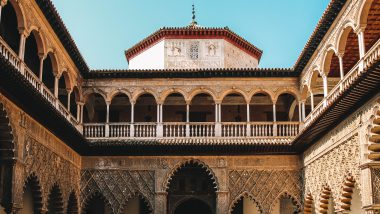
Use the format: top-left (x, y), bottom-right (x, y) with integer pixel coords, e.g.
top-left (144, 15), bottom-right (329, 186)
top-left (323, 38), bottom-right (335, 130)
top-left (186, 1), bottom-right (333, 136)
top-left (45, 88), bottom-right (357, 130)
top-left (82, 191), bottom-right (112, 214)
top-left (229, 191), bottom-right (263, 214)
top-left (21, 173), bottom-right (43, 214)
top-left (0, 102), bottom-right (15, 213)
top-left (304, 193), bottom-right (316, 214)
top-left (120, 192), bottom-right (153, 214)
top-left (67, 191), bottom-right (79, 214)
top-left (163, 159), bottom-right (219, 192)
top-left (269, 192), bottom-right (301, 214)
top-left (47, 183), bottom-right (64, 214)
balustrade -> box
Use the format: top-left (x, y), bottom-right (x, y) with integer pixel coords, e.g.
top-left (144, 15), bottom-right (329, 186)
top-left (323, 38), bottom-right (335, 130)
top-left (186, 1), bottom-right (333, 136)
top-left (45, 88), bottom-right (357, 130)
top-left (302, 38), bottom-right (380, 131)
top-left (0, 37), bottom-right (79, 127)
top-left (83, 122), bottom-right (300, 139)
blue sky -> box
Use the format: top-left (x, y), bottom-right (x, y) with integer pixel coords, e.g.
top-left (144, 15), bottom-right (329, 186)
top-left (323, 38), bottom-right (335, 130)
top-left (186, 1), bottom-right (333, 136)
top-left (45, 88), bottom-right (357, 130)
top-left (53, 0), bottom-right (330, 69)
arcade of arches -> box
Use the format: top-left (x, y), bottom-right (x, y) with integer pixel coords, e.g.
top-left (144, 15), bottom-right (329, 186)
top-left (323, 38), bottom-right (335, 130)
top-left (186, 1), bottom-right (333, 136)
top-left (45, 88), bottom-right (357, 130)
top-left (0, 0), bottom-right (380, 214)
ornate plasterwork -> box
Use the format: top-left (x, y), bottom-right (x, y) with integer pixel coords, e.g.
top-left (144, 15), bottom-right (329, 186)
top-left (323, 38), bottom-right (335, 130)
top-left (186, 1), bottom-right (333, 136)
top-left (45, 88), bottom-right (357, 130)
top-left (80, 169), bottom-right (155, 214)
top-left (228, 169), bottom-right (302, 214)
top-left (304, 135), bottom-right (360, 211)
top-left (23, 137), bottom-right (81, 211)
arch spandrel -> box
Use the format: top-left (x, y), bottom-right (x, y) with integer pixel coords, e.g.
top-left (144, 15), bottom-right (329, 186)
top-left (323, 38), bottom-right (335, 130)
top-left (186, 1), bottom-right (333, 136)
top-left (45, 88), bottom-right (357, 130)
top-left (159, 88), bottom-right (188, 104)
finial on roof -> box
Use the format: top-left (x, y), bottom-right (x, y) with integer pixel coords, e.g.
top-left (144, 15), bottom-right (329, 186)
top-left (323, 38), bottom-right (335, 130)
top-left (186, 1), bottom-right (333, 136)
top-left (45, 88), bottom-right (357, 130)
top-left (190, 3), bottom-right (198, 27)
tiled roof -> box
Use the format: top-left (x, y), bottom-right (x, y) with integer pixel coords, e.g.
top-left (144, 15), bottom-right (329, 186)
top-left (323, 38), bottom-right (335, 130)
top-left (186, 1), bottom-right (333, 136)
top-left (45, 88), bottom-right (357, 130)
top-left (293, 0), bottom-right (347, 73)
top-left (87, 67), bottom-right (297, 78)
top-left (124, 26), bottom-right (263, 62)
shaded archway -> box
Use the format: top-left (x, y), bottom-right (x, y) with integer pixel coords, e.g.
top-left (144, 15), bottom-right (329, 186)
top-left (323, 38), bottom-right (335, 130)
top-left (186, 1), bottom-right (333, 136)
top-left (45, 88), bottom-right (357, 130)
top-left (109, 93), bottom-right (131, 123)
top-left (47, 184), bottom-right (64, 214)
top-left (82, 192), bottom-right (112, 214)
top-left (122, 195), bottom-right (152, 214)
top-left (67, 191), bottom-right (79, 214)
top-left (167, 160), bottom-right (217, 214)
top-left (189, 93), bottom-right (215, 122)
top-left (58, 73), bottom-right (69, 108)
top-left (0, 2), bottom-right (20, 53)
top-left (70, 86), bottom-right (80, 118)
top-left (42, 52), bottom-right (57, 93)
top-left (174, 198), bottom-right (212, 214)
top-left (319, 186), bottom-right (335, 214)
top-left (231, 195), bottom-right (261, 214)
top-left (83, 93), bottom-right (106, 123)
top-left (323, 49), bottom-right (341, 91)
top-left (24, 30), bottom-right (43, 76)
top-left (337, 27), bottom-right (360, 75)
top-left (276, 93), bottom-right (298, 122)
top-left (135, 93), bottom-right (157, 122)
top-left (163, 93), bottom-right (186, 122)
top-left (362, 0), bottom-right (380, 52)
top-left (0, 103), bottom-right (14, 214)
top-left (270, 194), bottom-right (299, 214)
top-left (19, 174), bottom-right (43, 214)
top-left (249, 93), bottom-right (273, 122)
top-left (221, 93), bottom-right (247, 122)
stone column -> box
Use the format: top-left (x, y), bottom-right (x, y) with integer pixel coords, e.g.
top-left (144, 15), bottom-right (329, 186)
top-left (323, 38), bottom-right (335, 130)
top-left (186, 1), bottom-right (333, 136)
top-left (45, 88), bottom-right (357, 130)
top-left (130, 102), bottom-right (135, 137)
top-left (76, 103), bottom-right (80, 121)
top-left (186, 103), bottom-right (190, 137)
top-left (246, 103), bottom-right (251, 136)
top-left (338, 52), bottom-right (345, 80)
top-left (356, 27), bottom-right (366, 59)
top-left (215, 102), bottom-right (222, 137)
top-left (301, 101), bottom-right (306, 121)
top-left (273, 103), bottom-right (277, 136)
top-left (322, 74), bottom-right (328, 98)
top-left (157, 104), bottom-right (163, 137)
top-left (18, 29), bottom-right (26, 60)
top-left (105, 101), bottom-right (110, 137)
top-left (298, 101), bottom-right (302, 122)
top-left (80, 103), bottom-right (84, 123)
top-left (38, 54), bottom-right (45, 81)
top-left (53, 75), bottom-right (59, 98)
top-left (216, 191), bottom-right (229, 214)
top-left (310, 91), bottom-right (314, 111)
top-left (67, 90), bottom-right (72, 111)
top-left (154, 191), bottom-right (167, 214)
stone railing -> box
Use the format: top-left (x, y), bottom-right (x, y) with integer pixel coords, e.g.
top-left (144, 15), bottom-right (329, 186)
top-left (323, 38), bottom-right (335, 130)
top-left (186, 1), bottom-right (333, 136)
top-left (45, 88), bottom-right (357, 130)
top-left (0, 37), bottom-right (79, 129)
top-left (83, 122), bottom-right (300, 139)
top-left (302, 38), bottom-right (380, 130)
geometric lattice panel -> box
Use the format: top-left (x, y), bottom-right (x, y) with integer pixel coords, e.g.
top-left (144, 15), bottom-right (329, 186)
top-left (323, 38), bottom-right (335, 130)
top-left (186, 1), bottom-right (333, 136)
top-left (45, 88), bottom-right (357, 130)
top-left (229, 169), bottom-right (302, 213)
top-left (81, 170), bottom-right (155, 214)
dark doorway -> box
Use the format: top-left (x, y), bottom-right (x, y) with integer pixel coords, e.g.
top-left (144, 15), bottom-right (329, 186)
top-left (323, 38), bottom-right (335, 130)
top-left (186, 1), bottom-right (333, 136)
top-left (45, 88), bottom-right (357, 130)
top-left (167, 161), bottom-right (216, 214)
top-left (174, 198), bottom-right (212, 214)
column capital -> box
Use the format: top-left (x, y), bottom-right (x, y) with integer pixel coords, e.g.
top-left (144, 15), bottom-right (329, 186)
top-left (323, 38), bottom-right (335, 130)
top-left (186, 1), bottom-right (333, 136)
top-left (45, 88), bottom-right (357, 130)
top-left (337, 51), bottom-right (345, 58)
top-left (76, 101), bottom-right (85, 106)
top-left (355, 25), bottom-right (366, 34)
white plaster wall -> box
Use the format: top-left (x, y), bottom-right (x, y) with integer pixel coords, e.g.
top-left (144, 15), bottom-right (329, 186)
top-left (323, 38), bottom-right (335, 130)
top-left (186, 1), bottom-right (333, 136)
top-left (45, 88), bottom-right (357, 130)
top-left (243, 198), bottom-right (261, 214)
top-left (128, 40), bottom-right (165, 69)
top-left (224, 40), bottom-right (259, 68)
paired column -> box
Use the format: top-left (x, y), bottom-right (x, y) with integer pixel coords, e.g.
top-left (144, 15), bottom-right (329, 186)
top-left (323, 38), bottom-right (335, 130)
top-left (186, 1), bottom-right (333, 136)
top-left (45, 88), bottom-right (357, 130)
top-left (186, 103), bottom-right (190, 137)
top-left (337, 52), bottom-right (345, 80)
top-left (246, 103), bottom-right (251, 136)
top-left (67, 90), bottom-right (72, 112)
top-left (53, 75), bottom-right (60, 98)
top-left (298, 101), bottom-right (303, 122)
top-left (215, 102), bottom-right (222, 137)
top-left (357, 27), bottom-right (366, 59)
top-left (130, 102), bottom-right (135, 137)
top-left (156, 103), bottom-right (163, 137)
top-left (273, 103), bottom-right (277, 136)
top-left (18, 29), bottom-right (27, 61)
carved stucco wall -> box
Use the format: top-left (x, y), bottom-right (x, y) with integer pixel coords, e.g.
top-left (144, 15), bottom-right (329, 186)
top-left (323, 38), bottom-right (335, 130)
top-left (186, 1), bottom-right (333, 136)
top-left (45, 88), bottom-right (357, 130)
top-left (0, 94), bottom-right (81, 212)
top-left (81, 155), bottom-right (301, 214)
top-left (162, 39), bottom-right (258, 69)
top-left (303, 93), bottom-right (380, 211)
